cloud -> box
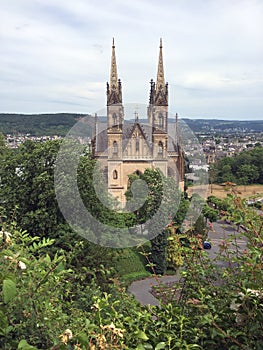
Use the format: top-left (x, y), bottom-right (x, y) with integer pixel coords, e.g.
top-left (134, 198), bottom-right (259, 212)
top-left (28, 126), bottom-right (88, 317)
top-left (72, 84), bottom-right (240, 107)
top-left (0, 0), bottom-right (262, 119)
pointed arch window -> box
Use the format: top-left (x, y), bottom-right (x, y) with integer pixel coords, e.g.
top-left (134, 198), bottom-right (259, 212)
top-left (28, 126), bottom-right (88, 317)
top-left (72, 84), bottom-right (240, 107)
top-left (113, 141), bottom-right (118, 154)
top-left (113, 170), bottom-right (118, 180)
top-left (158, 113), bottom-right (163, 128)
top-left (158, 141), bottom-right (164, 156)
top-left (136, 136), bottom-right (140, 152)
top-left (113, 113), bottom-right (117, 126)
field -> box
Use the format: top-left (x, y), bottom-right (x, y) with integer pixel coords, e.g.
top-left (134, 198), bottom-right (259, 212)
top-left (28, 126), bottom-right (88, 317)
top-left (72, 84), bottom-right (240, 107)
top-left (188, 184), bottom-right (263, 200)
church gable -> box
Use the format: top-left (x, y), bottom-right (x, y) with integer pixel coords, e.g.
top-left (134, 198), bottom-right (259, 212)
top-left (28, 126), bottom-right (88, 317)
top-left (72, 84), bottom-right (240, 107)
top-left (123, 123), bottom-right (152, 159)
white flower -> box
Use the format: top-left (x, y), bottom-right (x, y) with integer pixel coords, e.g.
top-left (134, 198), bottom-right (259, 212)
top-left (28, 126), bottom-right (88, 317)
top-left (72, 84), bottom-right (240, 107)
top-left (230, 289), bottom-right (263, 325)
top-left (4, 255), bottom-right (13, 260)
top-left (0, 231), bottom-right (12, 243)
top-left (60, 329), bottom-right (73, 344)
top-left (247, 289), bottom-right (262, 297)
top-left (18, 261), bottom-right (27, 270)
top-left (230, 292), bottom-right (244, 311)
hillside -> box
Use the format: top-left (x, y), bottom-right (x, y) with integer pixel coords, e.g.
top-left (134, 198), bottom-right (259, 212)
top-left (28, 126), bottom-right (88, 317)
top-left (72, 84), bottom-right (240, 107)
top-left (0, 113), bottom-right (85, 136)
top-left (182, 118), bottom-right (263, 133)
top-left (1, 113), bottom-right (262, 136)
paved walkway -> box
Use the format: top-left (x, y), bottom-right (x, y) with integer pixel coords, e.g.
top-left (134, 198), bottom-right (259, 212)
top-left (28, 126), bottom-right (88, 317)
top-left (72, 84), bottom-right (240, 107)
top-left (128, 220), bottom-right (246, 306)
top-left (128, 274), bottom-right (180, 306)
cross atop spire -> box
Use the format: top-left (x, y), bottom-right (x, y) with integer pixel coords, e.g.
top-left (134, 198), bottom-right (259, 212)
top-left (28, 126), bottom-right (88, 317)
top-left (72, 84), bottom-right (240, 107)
top-left (110, 37), bottom-right (118, 89)
top-left (156, 38), bottom-right (165, 92)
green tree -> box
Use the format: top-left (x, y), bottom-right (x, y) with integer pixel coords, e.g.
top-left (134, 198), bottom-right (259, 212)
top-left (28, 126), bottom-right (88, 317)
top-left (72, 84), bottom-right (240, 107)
top-left (213, 145), bottom-right (263, 184)
top-left (126, 168), bottom-right (182, 274)
top-left (220, 164), bottom-right (236, 183)
top-left (0, 140), bottom-right (63, 236)
top-left (202, 204), bottom-right (219, 223)
top-left (0, 140), bottom-right (118, 288)
top-left (237, 164), bottom-right (259, 184)
top-left (0, 133), bottom-right (8, 157)
top-left (1, 194), bottom-right (263, 349)
top-left (192, 213), bottom-right (207, 238)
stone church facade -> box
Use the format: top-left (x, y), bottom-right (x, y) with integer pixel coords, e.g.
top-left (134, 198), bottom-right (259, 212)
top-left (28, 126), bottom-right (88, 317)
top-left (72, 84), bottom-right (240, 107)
top-left (92, 39), bottom-right (184, 205)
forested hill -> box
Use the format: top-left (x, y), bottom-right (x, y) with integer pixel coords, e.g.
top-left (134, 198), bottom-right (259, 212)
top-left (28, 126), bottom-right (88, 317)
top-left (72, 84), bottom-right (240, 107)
top-left (182, 118), bottom-right (263, 133)
top-left (0, 113), bottom-right (86, 136)
top-left (1, 113), bottom-right (262, 135)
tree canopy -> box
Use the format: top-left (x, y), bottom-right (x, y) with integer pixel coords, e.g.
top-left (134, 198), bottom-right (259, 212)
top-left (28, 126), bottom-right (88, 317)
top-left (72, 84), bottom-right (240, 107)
top-left (211, 145), bottom-right (263, 185)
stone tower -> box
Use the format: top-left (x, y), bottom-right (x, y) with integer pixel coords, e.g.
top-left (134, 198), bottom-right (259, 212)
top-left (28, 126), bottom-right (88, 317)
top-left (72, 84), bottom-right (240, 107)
top-left (106, 39), bottom-right (125, 201)
top-left (148, 38), bottom-right (169, 176)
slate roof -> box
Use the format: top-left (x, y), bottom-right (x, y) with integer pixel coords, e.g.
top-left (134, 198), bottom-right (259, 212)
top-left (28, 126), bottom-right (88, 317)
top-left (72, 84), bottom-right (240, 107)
top-left (94, 120), bottom-right (179, 154)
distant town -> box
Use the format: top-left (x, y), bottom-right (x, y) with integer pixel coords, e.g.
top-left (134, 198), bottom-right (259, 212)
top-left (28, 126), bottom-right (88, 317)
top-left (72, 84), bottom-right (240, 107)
top-left (5, 134), bottom-right (62, 148)
top-left (3, 115), bottom-right (262, 166)
top-left (196, 129), bottom-right (263, 164)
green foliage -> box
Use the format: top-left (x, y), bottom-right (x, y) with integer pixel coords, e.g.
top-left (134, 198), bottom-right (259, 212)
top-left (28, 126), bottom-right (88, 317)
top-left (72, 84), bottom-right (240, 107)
top-left (77, 155), bottom-right (136, 240)
top-left (125, 168), bottom-right (164, 225)
top-left (0, 113), bottom-right (84, 136)
top-left (213, 145), bottom-right (263, 184)
top-left (0, 194), bottom-right (262, 349)
top-left (192, 214), bottom-right (207, 238)
top-left (0, 140), bottom-right (121, 285)
top-left (167, 232), bottom-right (184, 270)
top-left (237, 164), bottom-right (259, 185)
top-left (150, 230), bottom-right (169, 275)
top-left (1, 136), bottom-right (263, 349)
top-left (207, 195), bottom-right (230, 212)
top-left (126, 168), bottom-right (183, 275)
top-left (2, 279), bottom-right (17, 304)
top-left (0, 133), bottom-right (9, 159)
top-left (112, 247), bottom-right (149, 278)
top-left (202, 204), bottom-right (219, 223)
top-left (0, 140), bottom-right (63, 236)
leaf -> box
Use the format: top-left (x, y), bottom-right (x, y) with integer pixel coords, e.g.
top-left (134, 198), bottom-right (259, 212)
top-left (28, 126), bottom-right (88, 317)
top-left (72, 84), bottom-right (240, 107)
top-left (17, 339), bottom-right (38, 349)
top-left (54, 261), bottom-right (65, 273)
top-left (136, 345), bottom-right (145, 350)
top-left (136, 344), bottom-right (153, 350)
top-left (136, 330), bottom-right (149, 341)
top-left (76, 332), bottom-right (90, 346)
top-left (0, 310), bottom-right (8, 336)
top-left (3, 278), bottom-right (16, 304)
top-left (143, 344), bottom-right (154, 349)
top-left (155, 342), bottom-right (167, 350)
top-left (44, 254), bottom-right (51, 264)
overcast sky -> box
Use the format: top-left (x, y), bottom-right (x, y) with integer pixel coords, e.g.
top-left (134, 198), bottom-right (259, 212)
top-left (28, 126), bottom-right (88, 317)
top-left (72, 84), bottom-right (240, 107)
top-left (1, 0), bottom-right (263, 120)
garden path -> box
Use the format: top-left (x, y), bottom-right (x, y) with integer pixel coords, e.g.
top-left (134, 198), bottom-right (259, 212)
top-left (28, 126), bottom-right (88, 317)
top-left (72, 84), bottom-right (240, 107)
top-left (128, 274), bottom-right (180, 306)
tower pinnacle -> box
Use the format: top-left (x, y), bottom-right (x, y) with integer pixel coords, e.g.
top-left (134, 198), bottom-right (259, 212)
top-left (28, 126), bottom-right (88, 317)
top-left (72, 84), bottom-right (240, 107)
top-left (107, 38), bottom-right (122, 105)
top-left (110, 37), bottom-right (118, 89)
top-left (156, 38), bottom-right (165, 92)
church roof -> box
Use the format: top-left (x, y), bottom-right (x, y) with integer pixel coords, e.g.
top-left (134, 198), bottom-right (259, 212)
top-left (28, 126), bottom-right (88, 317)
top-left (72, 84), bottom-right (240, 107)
top-left (94, 120), bottom-right (179, 155)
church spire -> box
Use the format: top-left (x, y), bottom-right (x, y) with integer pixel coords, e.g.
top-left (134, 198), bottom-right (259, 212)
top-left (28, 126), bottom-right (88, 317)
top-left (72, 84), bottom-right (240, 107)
top-left (149, 38), bottom-right (168, 107)
top-left (156, 38), bottom-right (165, 93)
top-left (110, 38), bottom-right (118, 89)
top-left (107, 38), bottom-right (122, 106)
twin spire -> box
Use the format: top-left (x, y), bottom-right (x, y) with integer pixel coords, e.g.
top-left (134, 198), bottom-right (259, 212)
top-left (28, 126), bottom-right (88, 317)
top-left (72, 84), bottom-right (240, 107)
top-left (107, 38), bottom-right (122, 105)
top-left (107, 38), bottom-right (167, 106)
top-left (110, 38), bottom-right (118, 90)
top-left (156, 38), bottom-right (165, 93)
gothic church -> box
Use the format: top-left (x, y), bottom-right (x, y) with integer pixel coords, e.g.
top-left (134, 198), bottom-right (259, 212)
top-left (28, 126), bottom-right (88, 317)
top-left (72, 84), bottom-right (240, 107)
top-left (92, 39), bottom-right (184, 205)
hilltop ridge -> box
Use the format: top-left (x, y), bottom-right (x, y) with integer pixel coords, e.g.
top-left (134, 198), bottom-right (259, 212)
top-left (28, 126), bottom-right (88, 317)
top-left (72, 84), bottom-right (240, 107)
top-left (0, 113), bottom-right (262, 136)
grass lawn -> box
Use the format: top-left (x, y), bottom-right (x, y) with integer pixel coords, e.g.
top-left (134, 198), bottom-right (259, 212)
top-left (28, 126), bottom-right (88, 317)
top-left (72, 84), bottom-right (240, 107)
top-left (188, 184), bottom-right (263, 200)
